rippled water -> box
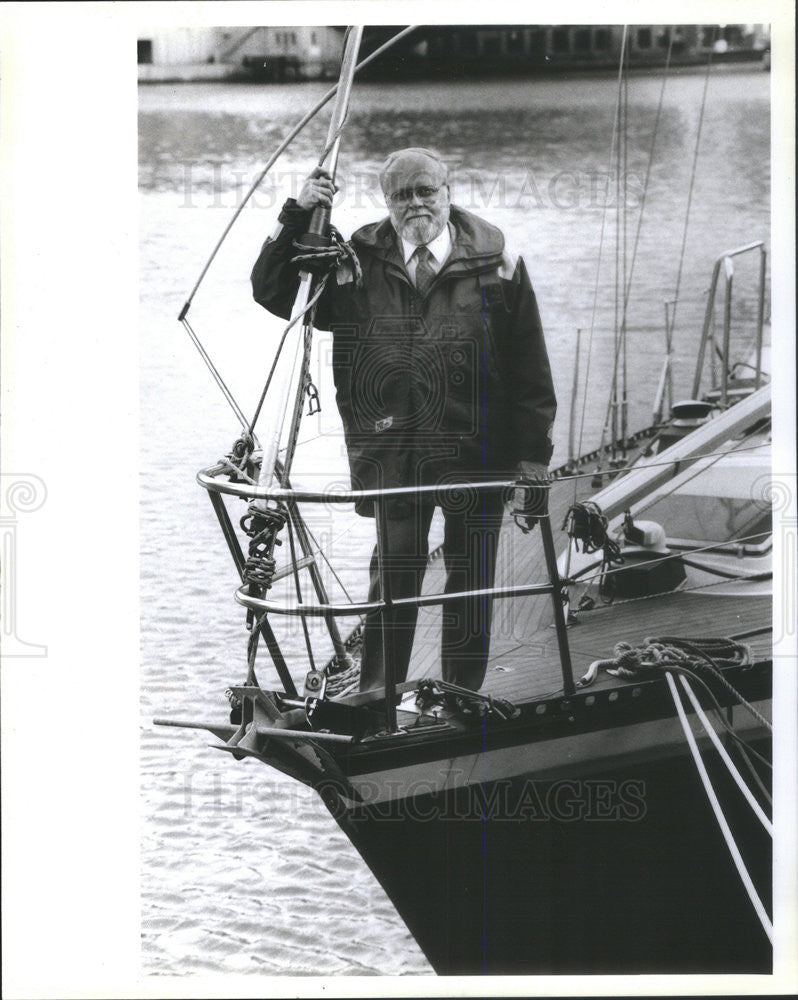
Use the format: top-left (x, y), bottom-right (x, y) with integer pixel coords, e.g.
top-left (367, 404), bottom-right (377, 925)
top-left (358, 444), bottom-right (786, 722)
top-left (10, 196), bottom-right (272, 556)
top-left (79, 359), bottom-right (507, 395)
top-left (139, 67), bottom-right (769, 976)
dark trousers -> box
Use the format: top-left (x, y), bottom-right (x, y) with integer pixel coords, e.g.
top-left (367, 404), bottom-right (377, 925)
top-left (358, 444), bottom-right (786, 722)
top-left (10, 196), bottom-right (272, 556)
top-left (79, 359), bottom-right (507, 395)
top-left (359, 490), bottom-right (505, 693)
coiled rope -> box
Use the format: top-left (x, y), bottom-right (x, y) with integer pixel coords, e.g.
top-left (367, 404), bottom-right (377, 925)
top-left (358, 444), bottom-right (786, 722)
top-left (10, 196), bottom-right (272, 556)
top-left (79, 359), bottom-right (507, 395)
top-left (579, 635), bottom-right (770, 735)
top-left (291, 226), bottom-right (364, 285)
top-left (240, 504), bottom-right (289, 589)
top-left (580, 634), bottom-right (746, 681)
top-left (562, 501), bottom-right (620, 557)
top-left (562, 501), bottom-right (623, 601)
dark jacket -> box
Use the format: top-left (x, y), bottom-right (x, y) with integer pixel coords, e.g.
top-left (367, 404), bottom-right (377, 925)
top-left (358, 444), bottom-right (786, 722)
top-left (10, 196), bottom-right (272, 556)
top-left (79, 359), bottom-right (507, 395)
top-left (251, 200), bottom-right (556, 513)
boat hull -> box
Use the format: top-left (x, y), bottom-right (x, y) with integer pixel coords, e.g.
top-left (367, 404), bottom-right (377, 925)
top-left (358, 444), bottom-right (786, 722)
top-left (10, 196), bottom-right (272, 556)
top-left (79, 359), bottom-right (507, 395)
top-left (328, 731), bottom-right (772, 974)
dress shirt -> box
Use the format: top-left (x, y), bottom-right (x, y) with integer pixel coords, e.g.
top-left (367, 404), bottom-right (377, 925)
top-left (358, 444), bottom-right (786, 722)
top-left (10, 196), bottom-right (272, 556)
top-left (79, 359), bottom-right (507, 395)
top-left (401, 224), bottom-right (452, 284)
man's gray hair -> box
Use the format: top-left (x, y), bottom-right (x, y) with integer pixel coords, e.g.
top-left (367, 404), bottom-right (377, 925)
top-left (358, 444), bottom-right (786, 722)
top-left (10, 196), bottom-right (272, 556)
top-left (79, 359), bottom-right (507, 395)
top-left (379, 147), bottom-right (449, 192)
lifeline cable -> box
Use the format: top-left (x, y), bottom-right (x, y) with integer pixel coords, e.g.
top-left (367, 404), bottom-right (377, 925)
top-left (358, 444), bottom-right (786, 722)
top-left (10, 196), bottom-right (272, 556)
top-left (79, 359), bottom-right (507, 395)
top-left (565, 532), bottom-right (772, 588)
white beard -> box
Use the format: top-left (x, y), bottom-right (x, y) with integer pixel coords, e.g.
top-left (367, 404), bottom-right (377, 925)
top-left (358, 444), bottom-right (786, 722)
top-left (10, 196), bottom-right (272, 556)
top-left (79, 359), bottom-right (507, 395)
top-left (400, 216), bottom-right (440, 245)
top-left (390, 208), bottom-right (448, 247)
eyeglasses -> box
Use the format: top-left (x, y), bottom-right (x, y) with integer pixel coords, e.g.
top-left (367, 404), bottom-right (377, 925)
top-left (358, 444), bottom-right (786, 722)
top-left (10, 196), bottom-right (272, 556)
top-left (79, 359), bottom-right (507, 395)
top-left (388, 185), bottom-right (443, 205)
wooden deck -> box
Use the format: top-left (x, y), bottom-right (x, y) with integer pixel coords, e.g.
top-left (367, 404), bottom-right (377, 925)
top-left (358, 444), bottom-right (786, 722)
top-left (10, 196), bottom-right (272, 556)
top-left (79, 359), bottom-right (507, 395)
top-left (406, 477), bottom-right (772, 704)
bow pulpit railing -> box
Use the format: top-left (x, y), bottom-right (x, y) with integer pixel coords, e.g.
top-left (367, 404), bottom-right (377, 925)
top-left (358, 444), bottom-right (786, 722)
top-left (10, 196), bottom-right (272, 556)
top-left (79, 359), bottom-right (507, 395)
top-left (198, 470), bottom-right (576, 733)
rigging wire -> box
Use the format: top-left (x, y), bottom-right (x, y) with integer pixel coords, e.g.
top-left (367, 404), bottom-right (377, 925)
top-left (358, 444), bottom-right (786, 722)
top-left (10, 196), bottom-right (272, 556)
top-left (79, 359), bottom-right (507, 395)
top-left (614, 422), bottom-right (767, 521)
top-left (284, 511), bottom-right (317, 673)
top-left (178, 30), bottom-right (420, 435)
top-left (595, 32), bottom-right (675, 471)
top-left (280, 327), bottom-right (316, 487)
top-left (572, 25), bottom-right (628, 493)
top-left (247, 274), bottom-right (331, 436)
top-left (664, 670), bottom-right (773, 944)
top-left (621, 46), bottom-right (630, 456)
top-left (276, 436), bottom-right (768, 482)
top-left (296, 518), bottom-right (361, 610)
top-left (183, 315), bottom-right (253, 434)
top-left (668, 30), bottom-right (717, 346)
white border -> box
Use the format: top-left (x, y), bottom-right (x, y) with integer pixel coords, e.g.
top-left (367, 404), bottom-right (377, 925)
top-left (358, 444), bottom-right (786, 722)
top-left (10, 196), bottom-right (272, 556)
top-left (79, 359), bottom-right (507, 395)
top-left (1, 2), bottom-right (795, 997)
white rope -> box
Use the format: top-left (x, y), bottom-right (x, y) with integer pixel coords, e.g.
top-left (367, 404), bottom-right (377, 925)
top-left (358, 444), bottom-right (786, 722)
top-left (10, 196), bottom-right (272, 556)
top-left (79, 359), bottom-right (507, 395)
top-left (664, 671), bottom-right (773, 944)
top-left (678, 674), bottom-right (772, 836)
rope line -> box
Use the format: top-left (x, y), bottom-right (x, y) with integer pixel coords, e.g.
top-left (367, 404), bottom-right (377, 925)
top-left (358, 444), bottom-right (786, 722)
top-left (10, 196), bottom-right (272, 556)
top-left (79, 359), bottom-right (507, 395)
top-left (666, 636), bottom-right (772, 732)
top-left (678, 674), bottom-right (772, 834)
top-left (580, 636), bottom-right (772, 739)
top-left (664, 671), bottom-right (773, 944)
top-left (656, 664), bottom-right (772, 771)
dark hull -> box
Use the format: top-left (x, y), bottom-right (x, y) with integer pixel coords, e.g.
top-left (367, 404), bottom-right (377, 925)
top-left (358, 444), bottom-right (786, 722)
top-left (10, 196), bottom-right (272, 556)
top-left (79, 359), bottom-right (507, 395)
top-left (332, 742), bottom-right (772, 975)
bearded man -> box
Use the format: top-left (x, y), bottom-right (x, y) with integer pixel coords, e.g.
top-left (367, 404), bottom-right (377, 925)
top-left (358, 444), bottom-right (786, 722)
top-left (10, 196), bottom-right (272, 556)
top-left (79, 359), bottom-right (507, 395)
top-left (251, 147), bottom-right (556, 694)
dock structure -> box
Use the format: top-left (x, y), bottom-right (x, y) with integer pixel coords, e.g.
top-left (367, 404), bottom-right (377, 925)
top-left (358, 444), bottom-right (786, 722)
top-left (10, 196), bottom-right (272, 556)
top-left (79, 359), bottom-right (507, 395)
top-left (137, 26), bottom-right (346, 83)
top-left (137, 25), bottom-right (771, 84)
top-left (418, 24), bottom-right (770, 74)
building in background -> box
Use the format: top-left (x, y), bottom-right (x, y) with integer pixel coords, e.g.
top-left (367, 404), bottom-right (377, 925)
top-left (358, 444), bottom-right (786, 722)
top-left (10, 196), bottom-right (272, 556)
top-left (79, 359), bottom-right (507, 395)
top-left (137, 25), bottom-right (771, 84)
top-left (137, 26), bottom-right (345, 82)
top-left (417, 24), bottom-right (770, 75)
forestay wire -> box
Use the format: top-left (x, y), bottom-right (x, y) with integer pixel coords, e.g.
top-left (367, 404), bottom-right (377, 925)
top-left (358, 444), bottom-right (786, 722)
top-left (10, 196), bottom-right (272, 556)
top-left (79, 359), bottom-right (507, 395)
top-left (178, 26), bottom-right (417, 449)
top-left (177, 26), bottom-right (417, 323)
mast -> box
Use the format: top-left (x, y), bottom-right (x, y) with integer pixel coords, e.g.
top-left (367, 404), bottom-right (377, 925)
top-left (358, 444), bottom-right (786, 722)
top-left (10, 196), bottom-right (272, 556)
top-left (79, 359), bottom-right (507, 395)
top-left (241, 28), bottom-right (364, 689)
top-left (255, 27), bottom-right (364, 499)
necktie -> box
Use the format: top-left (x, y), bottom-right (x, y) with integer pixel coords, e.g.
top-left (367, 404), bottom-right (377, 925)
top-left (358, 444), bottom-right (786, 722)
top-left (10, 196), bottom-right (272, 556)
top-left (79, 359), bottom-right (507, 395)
top-left (412, 245), bottom-right (436, 297)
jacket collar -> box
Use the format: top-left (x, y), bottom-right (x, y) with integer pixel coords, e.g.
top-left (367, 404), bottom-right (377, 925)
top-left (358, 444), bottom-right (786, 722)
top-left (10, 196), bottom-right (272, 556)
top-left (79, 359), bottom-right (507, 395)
top-left (352, 205), bottom-right (505, 273)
